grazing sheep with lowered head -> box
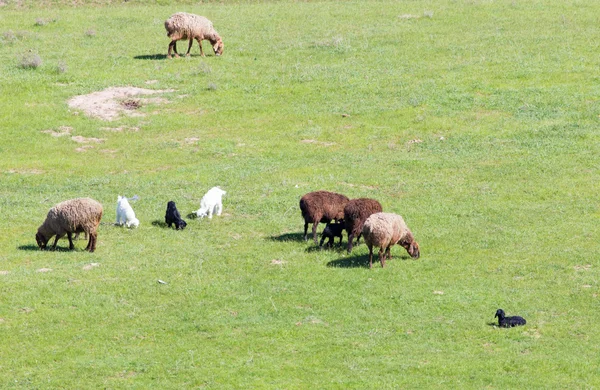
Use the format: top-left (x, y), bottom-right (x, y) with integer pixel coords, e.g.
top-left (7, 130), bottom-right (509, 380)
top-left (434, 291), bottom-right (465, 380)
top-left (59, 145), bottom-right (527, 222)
top-left (495, 309), bottom-right (526, 327)
top-left (344, 198), bottom-right (383, 254)
top-left (299, 191), bottom-right (349, 244)
top-left (165, 12), bottom-right (224, 59)
top-left (319, 221), bottom-right (344, 248)
top-left (362, 212), bottom-right (419, 268)
top-left (35, 198), bottom-right (103, 252)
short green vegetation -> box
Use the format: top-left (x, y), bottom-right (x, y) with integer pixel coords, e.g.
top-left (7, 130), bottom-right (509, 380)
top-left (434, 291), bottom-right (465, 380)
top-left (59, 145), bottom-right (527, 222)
top-left (1, 0), bottom-right (599, 387)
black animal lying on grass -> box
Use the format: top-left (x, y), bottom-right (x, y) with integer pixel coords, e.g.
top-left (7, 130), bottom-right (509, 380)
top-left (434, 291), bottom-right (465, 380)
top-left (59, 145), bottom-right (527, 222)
top-left (495, 309), bottom-right (526, 327)
top-left (165, 201), bottom-right (187, 230)
top-left (319, 221), bottom-right (345, 248)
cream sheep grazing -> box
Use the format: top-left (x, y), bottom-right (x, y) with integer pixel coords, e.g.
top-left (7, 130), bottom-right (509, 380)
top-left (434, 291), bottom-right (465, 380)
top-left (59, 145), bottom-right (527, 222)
top-left (165, 12), bottom-right (224, 59)
top-left (35, 198), bottom-right (103, 252)
top-left (361, 212), bottom-right (420, 268)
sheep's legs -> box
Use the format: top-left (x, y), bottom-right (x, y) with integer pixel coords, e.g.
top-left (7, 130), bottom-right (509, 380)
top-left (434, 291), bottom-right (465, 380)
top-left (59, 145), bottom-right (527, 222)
top-left (379, 247), bottom-right (386, 267)
top-left (303, 222), bottom-right (309, 241)
top-left (347, 232), bottom-right (355, 253)
top-left (67, 232), bottom-right (74, 250)
top-left (196, 38), bottom-right (205, 57)
top-left (168, 40), bottom-right (180, 59)
top-left (186, 38), bottom-right (194, 56)
top-left (367, 245), bottom-right (374, 268)
top-left (86, 233), bottom-right (97, 252)
top-left (312, 222), bottom-right (319, 244)
top-left (385, 246), bottom-right (391, 262)
top-left (51, 235), bottom-right (60, 250)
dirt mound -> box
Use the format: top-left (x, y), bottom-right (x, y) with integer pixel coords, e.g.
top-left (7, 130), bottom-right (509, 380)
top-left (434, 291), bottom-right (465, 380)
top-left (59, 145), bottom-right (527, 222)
top-left (68, 87), bottom-right (173, 121)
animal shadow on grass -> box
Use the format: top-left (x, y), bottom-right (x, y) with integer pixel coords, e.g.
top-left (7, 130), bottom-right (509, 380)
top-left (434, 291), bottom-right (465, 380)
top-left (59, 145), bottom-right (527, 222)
top-left (268, 232), bottom-right (305, 243)
top-left (151, 220), bottom-right (168, 228)
top-left (133, 54), bottom-right (168, 60)
top-left (305, 244), bottom-right (345, 253)
top-left (327, 253), bottom-right (412, 268)
top-left (18, 244), bottom-right (78, 252)
top-left (18, 244), bottom-right (41, 251)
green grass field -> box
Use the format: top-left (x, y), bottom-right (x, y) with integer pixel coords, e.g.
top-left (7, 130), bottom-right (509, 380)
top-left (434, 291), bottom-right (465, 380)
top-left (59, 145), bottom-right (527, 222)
top-left (1, 0), bottom-right (600, 387)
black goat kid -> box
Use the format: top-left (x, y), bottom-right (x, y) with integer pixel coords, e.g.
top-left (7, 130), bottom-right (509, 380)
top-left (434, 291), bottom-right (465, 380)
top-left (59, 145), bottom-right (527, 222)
top-left (495, 309), bottom-right (526, 328)
top-left (165, 201), bottom-right (187, 230)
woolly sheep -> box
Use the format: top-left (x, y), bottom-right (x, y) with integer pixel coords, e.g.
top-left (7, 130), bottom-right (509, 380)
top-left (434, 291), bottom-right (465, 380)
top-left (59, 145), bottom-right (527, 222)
top-left (195, 186), bottom-right (226, 219)
top-left (299, 191), bottom-right (349, 244)
top-left (361, 212), bottom-right (420, 268)
top-left (344, 198), bottom-right (383, 254)
top-left (165, 12), bottom-right (224, 59)
top-left (35, 198), bottom-right (103, 252)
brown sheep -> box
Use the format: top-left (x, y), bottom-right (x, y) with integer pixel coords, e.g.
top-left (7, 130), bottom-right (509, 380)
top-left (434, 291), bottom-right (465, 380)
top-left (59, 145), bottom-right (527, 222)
top-left (35, 198), bottom-right (103, 252)
top-left (362, 212), bottom-right (419, 268)
top-left (165, 13), bottom-right (224, 59)
top-left (299, 191), bottom-right (349, 244)
top-left (344, 198), bottom-right (383, 254)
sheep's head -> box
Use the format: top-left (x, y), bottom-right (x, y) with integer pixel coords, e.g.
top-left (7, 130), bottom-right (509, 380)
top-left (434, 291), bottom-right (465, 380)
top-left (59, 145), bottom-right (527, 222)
top-left (401, 240), bottom-right (420, 259)
top-left (212, 38), bottom-right (224, 56)
top-left (495, 309), bottom-right (505, 319)
top-left (35, 231), bottom-right (49, 250)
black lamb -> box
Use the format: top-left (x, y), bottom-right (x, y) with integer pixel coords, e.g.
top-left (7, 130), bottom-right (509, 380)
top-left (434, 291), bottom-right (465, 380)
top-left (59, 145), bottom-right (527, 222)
top-left (495, 309), bottom-right (526, 328)
top-left (319, 221), bottom-right (345, 248)
top-left (165, 201), bottom-right (187, 230)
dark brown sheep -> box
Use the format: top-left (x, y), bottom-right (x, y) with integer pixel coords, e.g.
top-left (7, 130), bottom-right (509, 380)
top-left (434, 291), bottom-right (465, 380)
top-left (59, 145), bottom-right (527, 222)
top-left (344, 198), bottom-right (383, 253)
top-left (299, 191), bottom-right (349, 244)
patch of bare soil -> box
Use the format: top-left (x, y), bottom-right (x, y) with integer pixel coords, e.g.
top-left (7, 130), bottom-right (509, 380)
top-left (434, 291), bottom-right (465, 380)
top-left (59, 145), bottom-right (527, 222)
top-left (99, 126), bottom-right (139, 132)
top-left (0, 270), bottom-right (9, 275)
top-left (185, 137), bottom-right (200, 144)
top-left (75, 145), bottom-right (95, 153)
top-left (41, 125), bottom-right (72, 137)
top-left (5, 169), bottom-right (44, 175)
top-left (82, 263), bottom-right (100, 271)
top-left (37, 268), bottom-right (53, 273)
top-left (68, 87), bottom-right (173, 121)
top-left (301, 139), bottom-right (337, 147)
top-left (71, 136), bottom-right (105, 144)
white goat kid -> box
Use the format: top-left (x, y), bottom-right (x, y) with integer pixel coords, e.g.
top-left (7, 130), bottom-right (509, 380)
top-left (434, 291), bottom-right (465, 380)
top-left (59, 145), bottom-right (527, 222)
top-left (195, 187), bottom-right (226, 219)
top-left (116, 195), bottom-right (140, 228)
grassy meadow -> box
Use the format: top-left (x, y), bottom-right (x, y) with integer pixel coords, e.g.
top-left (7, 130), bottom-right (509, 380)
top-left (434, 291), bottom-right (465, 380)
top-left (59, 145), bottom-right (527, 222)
top-left (1, 0), bottom-right (600, 387)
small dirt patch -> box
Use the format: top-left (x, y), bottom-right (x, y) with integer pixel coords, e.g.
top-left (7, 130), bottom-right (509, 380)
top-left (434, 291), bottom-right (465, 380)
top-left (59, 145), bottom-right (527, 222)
top-left (37, 268), bottom-right (53, 273)
top-left (75, 146), bottom-right (95, 152)
top-left (121, 99), bottom-right (141, 110)
top-left (0, 270), bottom-right (9, 275)
top-left (71, 136), bottom-right (105, 144)
top-left (68, 87), bottom-right (173, 121)
top-left (83, 263), bottom-right (100, 271)
top-left (99, 126), bottom-right (139, 132)
top-left (5, 169), bottom-right (44, 175)
top-left (41, 125), bottom-right (72, 137)
top-left (301, 139), bottom-right (336, 147)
